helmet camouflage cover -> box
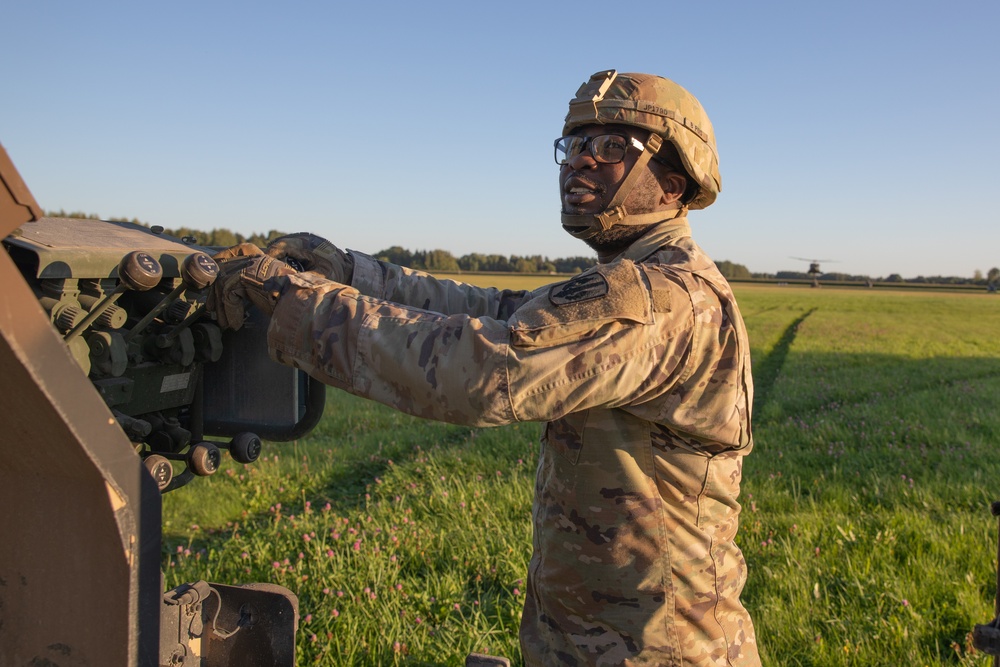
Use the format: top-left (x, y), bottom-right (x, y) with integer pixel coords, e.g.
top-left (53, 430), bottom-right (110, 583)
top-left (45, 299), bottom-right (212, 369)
top-left (563, 69), bottom-right (721, 210)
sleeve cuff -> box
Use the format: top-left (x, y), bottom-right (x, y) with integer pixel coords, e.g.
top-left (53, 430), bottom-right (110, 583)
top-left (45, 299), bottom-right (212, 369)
top-left (346, 250), bottom-right (385, 298)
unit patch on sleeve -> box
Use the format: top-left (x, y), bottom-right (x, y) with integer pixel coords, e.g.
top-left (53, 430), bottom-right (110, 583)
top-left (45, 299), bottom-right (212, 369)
top-left (548, 272), bottom-right (609, 306)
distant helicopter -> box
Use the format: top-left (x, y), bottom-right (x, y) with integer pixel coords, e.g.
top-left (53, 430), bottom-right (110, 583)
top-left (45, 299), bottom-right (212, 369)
top-left (790, 257), bottom-right (838, 288)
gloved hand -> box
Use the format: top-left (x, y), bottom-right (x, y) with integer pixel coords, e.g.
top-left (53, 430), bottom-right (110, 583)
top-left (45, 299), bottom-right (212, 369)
top-left (265, 232), bottom-right (353, 284)
top-left (206, 243), bottom-right (297, 329)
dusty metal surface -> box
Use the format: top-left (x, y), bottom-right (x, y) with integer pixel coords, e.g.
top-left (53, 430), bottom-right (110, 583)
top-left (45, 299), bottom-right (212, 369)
top-left (0, 143), bottom-right (42, 230)
top-left (7, 216), bottom-right (200, 279)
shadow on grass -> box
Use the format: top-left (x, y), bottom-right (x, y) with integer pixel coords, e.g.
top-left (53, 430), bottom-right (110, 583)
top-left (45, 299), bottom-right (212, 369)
top-left (753, 308), bottom-right (816, 416)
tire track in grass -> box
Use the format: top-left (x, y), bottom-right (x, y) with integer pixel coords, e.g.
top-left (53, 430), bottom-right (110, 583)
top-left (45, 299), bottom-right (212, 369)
top-left (752, 308), bottom-right (816, 419)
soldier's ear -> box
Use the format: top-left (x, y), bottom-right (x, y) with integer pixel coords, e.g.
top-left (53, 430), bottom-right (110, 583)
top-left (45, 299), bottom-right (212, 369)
top-left (657, 171), bottom-right (688, 206)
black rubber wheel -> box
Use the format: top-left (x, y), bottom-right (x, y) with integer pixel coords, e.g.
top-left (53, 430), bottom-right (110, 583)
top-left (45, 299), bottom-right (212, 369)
top-left (229, 432), bottom-right (262, 464)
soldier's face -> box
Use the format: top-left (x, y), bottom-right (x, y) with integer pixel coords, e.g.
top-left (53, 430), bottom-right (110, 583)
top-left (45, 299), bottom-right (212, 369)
top-left (559, 124), bottom-right (664, 217)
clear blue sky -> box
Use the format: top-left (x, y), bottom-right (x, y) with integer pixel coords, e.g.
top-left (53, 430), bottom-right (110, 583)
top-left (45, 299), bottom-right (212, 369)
top-left (3, 0), bottom-right (997, 278)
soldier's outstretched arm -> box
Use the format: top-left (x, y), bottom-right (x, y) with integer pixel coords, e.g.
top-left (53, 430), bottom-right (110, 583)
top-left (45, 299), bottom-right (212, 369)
top-left (265, 261), bottom-right (700, 428)
top-left (266, 233), bottom-right (534, 320)
top-left (348, 250), bottom-right (534, 320)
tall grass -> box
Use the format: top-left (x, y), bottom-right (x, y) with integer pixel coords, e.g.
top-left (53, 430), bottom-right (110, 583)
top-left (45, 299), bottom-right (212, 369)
top-left (163, 284), bottom-right (1000, 665)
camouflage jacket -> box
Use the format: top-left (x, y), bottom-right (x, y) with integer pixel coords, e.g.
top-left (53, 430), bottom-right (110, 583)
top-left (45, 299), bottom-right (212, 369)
top-left (266, 218), bottom-right (760, 666)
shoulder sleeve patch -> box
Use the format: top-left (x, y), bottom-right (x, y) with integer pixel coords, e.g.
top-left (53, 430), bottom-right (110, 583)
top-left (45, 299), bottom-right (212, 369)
top-left (549, 272), bottom-right (609, 306)
top-left (509, 260), bottom-right (652, 348)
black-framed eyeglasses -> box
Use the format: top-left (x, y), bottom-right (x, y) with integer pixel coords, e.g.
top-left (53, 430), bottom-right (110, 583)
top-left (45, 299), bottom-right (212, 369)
top-left (553, 134), bottom-right (644, 165)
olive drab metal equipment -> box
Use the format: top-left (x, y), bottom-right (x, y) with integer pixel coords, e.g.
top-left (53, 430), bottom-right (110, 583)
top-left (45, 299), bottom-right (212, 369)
top-left (973, 501), bottom-right (1000, 666)
top-left (0, 142), bottom-right (325, 666)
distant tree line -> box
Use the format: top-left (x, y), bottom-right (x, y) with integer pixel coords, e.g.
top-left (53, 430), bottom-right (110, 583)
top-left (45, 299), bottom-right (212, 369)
top-left (716, 260), bottom-right (753, 280)
top-left (157, 225), bottom-right (286, 249)
top-left (769, 269), bottom-right (1000, 287)
top-left (42, 212), bottom-right (999, 285)
top-left (373, 245), bottom-right (597, 274)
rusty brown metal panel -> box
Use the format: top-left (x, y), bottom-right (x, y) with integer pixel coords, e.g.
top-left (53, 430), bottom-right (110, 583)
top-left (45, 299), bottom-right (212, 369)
top-left (0, 143), bottom-right (42, 234)
top-left (0, 249), bottom-right (141, 665)
top-left (0, 145), bottom-right (156, 664)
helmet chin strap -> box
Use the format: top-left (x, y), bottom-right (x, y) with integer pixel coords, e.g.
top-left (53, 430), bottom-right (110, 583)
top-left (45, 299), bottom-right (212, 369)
top-left (562, 133), bottom-right (683, 240)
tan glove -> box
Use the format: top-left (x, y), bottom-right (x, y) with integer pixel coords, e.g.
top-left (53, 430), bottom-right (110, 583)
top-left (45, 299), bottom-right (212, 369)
top-left (207, 243), bottom-right (297, 329)
top-left (265, 233), bottom-right (353, 284)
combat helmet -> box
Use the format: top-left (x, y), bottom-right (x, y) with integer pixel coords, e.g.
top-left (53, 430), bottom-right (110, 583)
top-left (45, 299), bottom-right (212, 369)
top-left (560, 69), bottom-right (721, 240)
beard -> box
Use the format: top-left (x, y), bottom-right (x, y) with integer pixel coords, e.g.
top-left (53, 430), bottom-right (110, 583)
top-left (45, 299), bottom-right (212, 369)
top-left (580, 224), bottom-right (656, 259)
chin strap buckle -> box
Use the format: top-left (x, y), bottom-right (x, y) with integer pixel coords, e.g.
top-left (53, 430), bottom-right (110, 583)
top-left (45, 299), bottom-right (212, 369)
top-left (596, 207), bottom-right (626, 230)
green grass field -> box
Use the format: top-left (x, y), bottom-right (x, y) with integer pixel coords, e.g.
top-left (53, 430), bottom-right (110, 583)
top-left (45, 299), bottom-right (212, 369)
top-left (163, 282), bottom-right (1000, 666)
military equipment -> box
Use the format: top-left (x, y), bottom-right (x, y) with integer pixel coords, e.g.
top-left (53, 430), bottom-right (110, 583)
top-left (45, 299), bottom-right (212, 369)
top-left (0, 142), bottom-right (323, 665)
top-left (791, 257), bottom-right (838, 288)
top-left (973, 501), bottom-right (1000, 666)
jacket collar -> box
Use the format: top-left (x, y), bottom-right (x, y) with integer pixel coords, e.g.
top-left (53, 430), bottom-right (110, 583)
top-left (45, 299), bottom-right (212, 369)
top-left (612, 216), bottom-right (692, 264)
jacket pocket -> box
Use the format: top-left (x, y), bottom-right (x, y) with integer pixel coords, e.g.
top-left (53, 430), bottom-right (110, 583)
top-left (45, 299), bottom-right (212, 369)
top-left (542, 410), bottom-right (589, 465)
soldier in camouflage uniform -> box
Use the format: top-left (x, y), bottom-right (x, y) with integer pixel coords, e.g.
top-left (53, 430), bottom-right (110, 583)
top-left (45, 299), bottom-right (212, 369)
top-left (209, 69), bottom-right (760, 666)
